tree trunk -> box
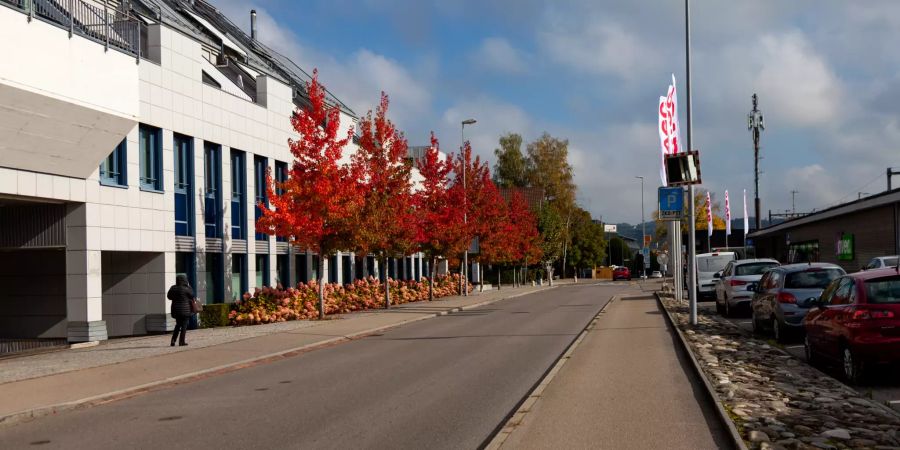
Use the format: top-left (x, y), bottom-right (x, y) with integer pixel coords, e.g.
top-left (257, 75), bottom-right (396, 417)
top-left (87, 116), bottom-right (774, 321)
top-left (547, 264), bottom-right (554, 286)
top-left (497, 265), bottom-right (502, 291)
top-left (383, 256), bottom-right (391, 309)
top-left (429, 256), bottom-right (436, 301)
top-left (318, 256), bottom-right (326, 319)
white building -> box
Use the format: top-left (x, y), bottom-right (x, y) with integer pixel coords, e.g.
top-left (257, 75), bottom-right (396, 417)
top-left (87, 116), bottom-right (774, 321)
top-left (0, 0), bottom-right (427, 345)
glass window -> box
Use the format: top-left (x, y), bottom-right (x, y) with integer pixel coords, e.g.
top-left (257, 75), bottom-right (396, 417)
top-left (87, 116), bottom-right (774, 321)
top-left (254, 156), bottom-right (268, 241)
top-left (829, 278), bottom-right (853, 305)
top-left (175, 252), bottom-right (195, 289)
top-left (232, 254), bottom-right (246, 302)
top-left (256, 254), bottom-right (270, 287)
top-left (277, 254), bottom-right (289, 288)
top-left (785, 269), bottom-right (845, 289)
top-left (206, 253), bottom-right (222, 304)
top-left (139, 125), bottom-right (163, 191)
top-left (864, 276), bottom-right (900, 304)
top-left (231, 150), bottom-right (246, 240)
top-left (697, 255), bottom-right (733, 273)
top-left (735, 262), bottom-right (779, 276)
top-left (99, 139), bottom-right (127, 186)
top-left (274, 161), bottom-right (288, 242)
top-left (174, 134), bottom-right (193, 236)
top-left (204, 143), bottom-right (222, 238)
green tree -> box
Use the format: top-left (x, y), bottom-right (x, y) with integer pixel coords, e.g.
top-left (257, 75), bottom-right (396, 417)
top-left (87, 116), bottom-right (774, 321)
top-left (568, 209), bottom-right (607, 274)
top-left (537, 206), bottom-right (564, 283)
top-left (493, 133), bottom-right (528, 188)
top-left (607, 237), bottom-right (631, 267)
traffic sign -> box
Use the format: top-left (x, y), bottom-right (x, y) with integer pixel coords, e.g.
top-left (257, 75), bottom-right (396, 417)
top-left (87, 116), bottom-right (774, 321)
top-left (658, 187), bottom-right (683, 220)
top-left (644, 235), bottom-right (652, 247)
top-left (642, 247), bottom-right (650, 258)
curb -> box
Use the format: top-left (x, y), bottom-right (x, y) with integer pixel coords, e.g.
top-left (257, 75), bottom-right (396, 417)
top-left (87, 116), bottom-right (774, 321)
top-left (654, 293), bottom-right (748, 450)
top-left (0, 286), bottom-right (555, 428)
top-left (483, 293), bottom-right (617, 450)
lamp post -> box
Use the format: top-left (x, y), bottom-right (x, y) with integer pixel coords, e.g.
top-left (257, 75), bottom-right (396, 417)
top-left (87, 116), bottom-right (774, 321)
top-left (461, 118), bottom-right (476, 296)
top-left (636, 176), bottom-right (646, 279)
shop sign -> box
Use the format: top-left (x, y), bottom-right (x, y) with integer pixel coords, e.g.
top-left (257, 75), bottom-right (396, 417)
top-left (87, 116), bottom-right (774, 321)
top-left (836, 233), bottom-right (854, 261)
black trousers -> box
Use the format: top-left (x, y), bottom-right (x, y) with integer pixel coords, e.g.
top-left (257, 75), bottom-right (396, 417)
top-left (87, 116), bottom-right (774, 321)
top-left (171, 316), bottom-right (188, 344)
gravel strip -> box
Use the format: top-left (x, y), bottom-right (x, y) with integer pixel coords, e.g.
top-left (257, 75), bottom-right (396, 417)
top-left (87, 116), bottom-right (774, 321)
top-left (660, 296), bottom-right (900, 450)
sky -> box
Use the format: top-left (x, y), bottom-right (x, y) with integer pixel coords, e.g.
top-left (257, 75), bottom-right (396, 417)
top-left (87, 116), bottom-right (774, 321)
top-left (212, 0), bottom-right (900, 225)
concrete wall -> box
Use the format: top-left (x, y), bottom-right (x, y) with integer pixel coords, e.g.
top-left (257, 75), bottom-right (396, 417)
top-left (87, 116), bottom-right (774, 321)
top-left (0, 249), bottom-right (67, 338)
top-left (101, 251), bottom-right (167, 337)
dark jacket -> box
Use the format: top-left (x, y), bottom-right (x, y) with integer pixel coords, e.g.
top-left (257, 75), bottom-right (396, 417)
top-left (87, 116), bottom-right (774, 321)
top-left (167, 275), bottom-right (194, 318)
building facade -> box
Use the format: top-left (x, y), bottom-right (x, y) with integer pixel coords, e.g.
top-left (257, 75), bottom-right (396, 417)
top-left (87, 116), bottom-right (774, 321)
top-left (0, 0), bottom-right (426, 344)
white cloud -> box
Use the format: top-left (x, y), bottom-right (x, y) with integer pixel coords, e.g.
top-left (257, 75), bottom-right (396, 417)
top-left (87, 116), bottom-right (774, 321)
top-left (471, 37), bottom-right (528, 74)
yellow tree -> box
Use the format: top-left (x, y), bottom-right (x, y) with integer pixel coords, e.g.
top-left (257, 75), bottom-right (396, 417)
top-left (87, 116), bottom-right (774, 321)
top-left (653, 188), bottom-right (726, 239)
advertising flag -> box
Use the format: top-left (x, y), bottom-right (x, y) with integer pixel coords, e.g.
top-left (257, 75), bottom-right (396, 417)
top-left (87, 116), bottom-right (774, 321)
top-left (706, 191), bottom-right (713, 237)
top-left (658, 96), bottom-right (669, 185)
top-left (657, 75), bottom-right (682, 186)
top-left (725, 190), bottom-right (732, 236)
top-left (743, 189), bottom-right (749, 232)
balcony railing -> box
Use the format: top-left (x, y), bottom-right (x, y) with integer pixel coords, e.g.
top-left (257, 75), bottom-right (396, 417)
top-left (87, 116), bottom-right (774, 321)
top-left (1, 0), bottom-right (142, 59)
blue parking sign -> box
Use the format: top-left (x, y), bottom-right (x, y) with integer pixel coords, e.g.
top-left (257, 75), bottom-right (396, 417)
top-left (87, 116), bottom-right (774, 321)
top-left (658, 187), bottom-right (683, 220)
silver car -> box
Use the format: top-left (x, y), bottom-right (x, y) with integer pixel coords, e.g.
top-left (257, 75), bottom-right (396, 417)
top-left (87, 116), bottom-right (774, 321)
top-left (749, 263), bottom-right (846, 343)
top-left (863, 255), bottom-right (899, 270)
top-left (714, 258), bottom-right (779, 317)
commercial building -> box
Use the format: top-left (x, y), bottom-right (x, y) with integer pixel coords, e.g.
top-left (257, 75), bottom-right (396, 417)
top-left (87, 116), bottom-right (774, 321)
top-left (0, 0), bottom-right (426, 345)
top-left (749, 189), bottom-right (900, 272)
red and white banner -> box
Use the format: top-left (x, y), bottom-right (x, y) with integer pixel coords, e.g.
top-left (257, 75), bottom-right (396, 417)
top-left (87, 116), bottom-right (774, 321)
top-left (725, 190), bottom-right (731, 236)
top-left (706, 191), bottom-right (713, 237)
top-left (657, 74), bottom-right (682, 185)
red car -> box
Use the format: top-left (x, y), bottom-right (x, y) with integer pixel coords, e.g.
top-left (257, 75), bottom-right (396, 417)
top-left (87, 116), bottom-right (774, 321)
top-left (803, 268), bottom-right (900, 382)
top-left (613, 266), bottom-right (631, 281)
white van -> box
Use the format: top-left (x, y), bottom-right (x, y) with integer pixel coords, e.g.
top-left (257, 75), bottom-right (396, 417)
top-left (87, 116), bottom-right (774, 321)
top-left (695, 252), bottom-right (736, 300)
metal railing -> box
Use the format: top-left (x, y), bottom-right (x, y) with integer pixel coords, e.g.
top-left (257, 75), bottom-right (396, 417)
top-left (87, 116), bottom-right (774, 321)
top-left (1, 0), bottom-right (142, 58)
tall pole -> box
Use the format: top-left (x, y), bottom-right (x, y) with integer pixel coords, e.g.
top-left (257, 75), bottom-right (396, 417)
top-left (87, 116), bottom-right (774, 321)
top-left (636, 176), bottom-right (645, 278)
top-left (685, 0), bottom-right (698, 325)
top-left (461, 119), bottom-right (476, 296)
top-left (749, 94), bottom-right (764, 230)
top-left (791, 190), bottom-right (798, 214)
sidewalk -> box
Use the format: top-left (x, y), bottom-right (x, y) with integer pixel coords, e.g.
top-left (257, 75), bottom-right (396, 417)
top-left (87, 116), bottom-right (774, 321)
top-left (497, 293), bottom-right (731, 449)
top-left (0, 283), bottom-right (557, 425)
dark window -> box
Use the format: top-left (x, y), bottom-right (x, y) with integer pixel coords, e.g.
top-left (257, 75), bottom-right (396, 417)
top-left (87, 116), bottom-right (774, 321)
top-left (829, 278), bottom-right (853, 305)
top-left (256, 254), bottom-right (269, 287)
top-left (99, 139), bottom-right (127, 186)
top-left (202, 71), bottom-right (221, 88)
top-left (231, 150), bottom-right (246, 240)
top-left (274, 160), bottom-right (288, 242)
top-left (277, 254), bottom-right (289, 288)
top-left (735, 262), bottom-right (779, 276)
top-left (176, 252), bottom-right (196, 289)
top-left (174, 134), bottom-right (193, 236)
top-left (204, 143), bottom-right (222, 238)
top-left (206, 253), bottom-right (223, 304)
top-left (254, 156), bottom-right (268, 241)
top-left (232, 254), bottom-right (247, 302)
top-left (296, 254), bottom-right (309, 284)
top-left (139, 125), bottom-right (163, 191)
top-left (864, 276), bottom-right (900, 304)
top-left (785, 269), bottom-right (845, 289)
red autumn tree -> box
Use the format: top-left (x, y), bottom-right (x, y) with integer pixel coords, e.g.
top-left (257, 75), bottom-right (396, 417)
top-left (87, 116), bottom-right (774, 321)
top-left (350, 92), bottom-right (416, 308)
top-left (508, 191), bottom-right (542, 286)
top-left (413, 133), bottom-right (463, 301)
top-left (257, 71), bottom-right (360, 319)
top-left (448, 141), bottom-right (490, 293)
top-left (476, 174), bottom-right (515, 290)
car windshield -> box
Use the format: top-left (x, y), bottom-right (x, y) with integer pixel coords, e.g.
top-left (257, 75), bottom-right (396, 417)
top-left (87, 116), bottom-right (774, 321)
top-left (735, 263), bottom-right (778, 276)
top-left (864, 276), bottom-right (900, 304)
top-left (785, 269), bottom-right (844, 289)
top-left (697, 256), bottom-right (732, 273)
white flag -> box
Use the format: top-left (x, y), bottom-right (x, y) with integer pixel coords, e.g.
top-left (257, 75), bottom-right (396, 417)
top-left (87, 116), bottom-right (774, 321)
top-left (658, 96), bottom-right (669, 185)
top-left (725, 190), bottom-right (732, 236)
top-left (657, 75), bottom-right (682, 186)
top-left (706, 191), bottom-right (713, 238)
top-left (668, 74), bottom-right (681, 154)
top-left (743, 189), bottom-right (749, 232)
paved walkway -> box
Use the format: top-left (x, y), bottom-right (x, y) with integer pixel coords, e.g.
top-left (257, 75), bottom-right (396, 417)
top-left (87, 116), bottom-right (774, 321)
top-left (0, 282), bottom-right (570, 424)
top-left (499, 293), bottom-right (732, 450)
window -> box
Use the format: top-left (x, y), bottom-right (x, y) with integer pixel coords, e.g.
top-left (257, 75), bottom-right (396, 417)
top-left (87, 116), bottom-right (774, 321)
top-left (864, 276), bottom-right (900, 304)
top-left (829, 278), bottom-right (853, 305)
top-left (274, 160), bottom-right (288, 242)
top-left (176, 252), bottom-right (196, 289)
top-left (139, 125), bottom-right (163, 191)
top-left (206, 253), bottom-right (223, 304)
top-left (785, 269), bottom-right (844, 289)
top-left (174, 134), bottom-right (194, 236)
top-left (735, 263), bottom-right (778, 276)
top-left (256, 254), bottom-right (269, 287)
top-left (232, 254), bottom-right (247, 302)
top-left (231, 150), bottom-right (246, 240)
top-left (277, 254), bottom-right (289, 288)
top-left (254, 156), bottom-right (268, 241)
top-left (99, 139), bottom-right (127, 186)
top-left (204, 143), bottom-right (222, 238)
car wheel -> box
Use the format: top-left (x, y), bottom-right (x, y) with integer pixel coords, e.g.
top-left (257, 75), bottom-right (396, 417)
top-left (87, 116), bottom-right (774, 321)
top-left (842, 346), bottom-right (864, 384)
top-left (804, 335), bottom-right (817, 365)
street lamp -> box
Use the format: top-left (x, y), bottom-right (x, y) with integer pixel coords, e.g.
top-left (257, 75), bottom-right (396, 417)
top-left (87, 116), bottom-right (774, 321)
top-left (461, 118), bottom-right (476, 295)
top-left (635, 176), bottom-right (646, 279)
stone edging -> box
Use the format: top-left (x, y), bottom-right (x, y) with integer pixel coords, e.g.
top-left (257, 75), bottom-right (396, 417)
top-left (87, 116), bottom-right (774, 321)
top-left (655, 292), bottom-right (750, 450)
top-left (484, 293), bottom-right (618, 450)
top-left (0, 286), bottom-right (556, 428)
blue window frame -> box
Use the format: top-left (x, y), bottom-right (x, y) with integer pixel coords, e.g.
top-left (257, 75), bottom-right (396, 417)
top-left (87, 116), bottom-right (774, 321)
top-left (274, 160), bottom-right (288, 242)
top-left (139, 125), bottom-right (163, 191)
top-left (174, 134), bottom-right (194, 237)
top-left (204, 142), bottom-right (222, 238)
top-left (231, 150), bottom-right (246, 240)
top-left (99, 139), bottom-right (127, 186)
top-left (254, 156), bottom-right (268, 241)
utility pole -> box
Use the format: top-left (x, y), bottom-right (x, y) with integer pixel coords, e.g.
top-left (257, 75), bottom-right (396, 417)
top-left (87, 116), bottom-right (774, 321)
top-left (748, 94), bottom-right (765, 231)
top-left (636, 176), bottom-right (645, 278)
top-left (461, 119), bottom-right (476, 295)
top-left (791, 190), bottom-right (798, 214)
top-left (685, 0), bottom-right (698, 325)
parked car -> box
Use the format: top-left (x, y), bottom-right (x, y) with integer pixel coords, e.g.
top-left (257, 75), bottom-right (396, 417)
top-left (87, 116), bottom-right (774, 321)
top-left (650, 271), bottom-right (663, 278)
top-left (695, 252), bottom-right (736, 301)
top-left (613, 266), bottom-right (631, 281)
top-left (714, 258), bottom-right (780, 317)
top-left (863, 255), bottom-right (899, 270)
top-left (804, 268), bottom-right (900, 382)
top-left (750, 263), bottom-right (845, 343)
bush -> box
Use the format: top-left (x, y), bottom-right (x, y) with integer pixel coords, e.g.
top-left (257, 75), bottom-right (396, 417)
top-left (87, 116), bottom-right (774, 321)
top-left (200, 303), bottom-right (231, 328)
top-left (228, 274), bottom-right (471, 326)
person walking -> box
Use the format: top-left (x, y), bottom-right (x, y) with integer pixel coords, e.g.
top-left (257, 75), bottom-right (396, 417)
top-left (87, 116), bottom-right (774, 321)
top-left (167, 275), bottom-right (194, 347)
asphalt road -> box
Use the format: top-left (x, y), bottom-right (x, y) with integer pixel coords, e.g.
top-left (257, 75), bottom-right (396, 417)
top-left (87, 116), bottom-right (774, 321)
top-left (0, 282), bottom-right (635, 450)
top-left (701, 302), bottom-right (900, 407)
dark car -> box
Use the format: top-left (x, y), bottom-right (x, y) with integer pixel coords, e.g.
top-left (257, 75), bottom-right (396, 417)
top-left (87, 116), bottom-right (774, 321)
top-left (613, 266), bottom-right (631, 281)
top-left (749, 263), bottom-right (845, 343)
top-left (804, 268), bottom-right (900, 382)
